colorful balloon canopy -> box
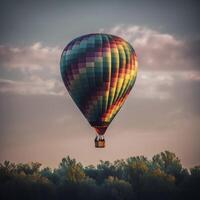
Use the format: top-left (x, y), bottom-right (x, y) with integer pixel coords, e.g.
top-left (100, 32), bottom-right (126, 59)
top-left (60, 33), bottom-right (138, 136)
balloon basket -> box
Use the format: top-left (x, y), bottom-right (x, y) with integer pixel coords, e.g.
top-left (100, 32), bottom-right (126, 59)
top-left (95, 136), bottom-right (105, 148)
top-left (95, 140), bottom-right (105, 148)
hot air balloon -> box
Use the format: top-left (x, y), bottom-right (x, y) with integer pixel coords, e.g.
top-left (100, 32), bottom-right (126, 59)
top-left (60, 33), bottom-right (138, 148)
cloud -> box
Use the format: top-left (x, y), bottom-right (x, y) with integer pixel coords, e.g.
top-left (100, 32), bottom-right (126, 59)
top-left (101, 25), bottom-right (200, 71)
top-left (0, 30), bottom-right (200, 99)
top-left (0, 43), bottom-right (66, 96)
top-left (134, 70), bottom-right (200, 100)
top-left (99, 25), bottom-right (200, 101)
top-left (135, 70), bottom-right (174, 100)
top-left (0, 77), bottom-right (65, 96)
top-left (0, 42), bottom-right (61, 73)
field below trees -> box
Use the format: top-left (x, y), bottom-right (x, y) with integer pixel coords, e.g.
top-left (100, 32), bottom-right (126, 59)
top-left (0, 151), bottom-right (199, 200)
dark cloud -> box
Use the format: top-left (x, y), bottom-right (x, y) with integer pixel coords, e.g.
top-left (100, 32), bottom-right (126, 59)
top-left (0, 0), bottom-right (199, 46)
top-left (182, 39), bottom-right (200, 69)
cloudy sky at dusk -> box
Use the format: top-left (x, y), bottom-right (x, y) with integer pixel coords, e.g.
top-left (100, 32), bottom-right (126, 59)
top-left (0, 0), bottom-right (200, 168)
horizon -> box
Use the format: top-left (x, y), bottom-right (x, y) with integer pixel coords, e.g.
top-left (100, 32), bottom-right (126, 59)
top-left (0, 150), bottom-right (195, 170)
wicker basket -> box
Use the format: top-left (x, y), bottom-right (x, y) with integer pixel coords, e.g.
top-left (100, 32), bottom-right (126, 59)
top-left (95, 140), bottom-right (105, 148)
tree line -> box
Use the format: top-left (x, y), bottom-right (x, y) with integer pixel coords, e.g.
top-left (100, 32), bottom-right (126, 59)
top-left (0, 151), bottom-right (199, 200)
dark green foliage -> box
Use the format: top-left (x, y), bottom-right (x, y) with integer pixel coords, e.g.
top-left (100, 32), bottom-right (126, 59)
top-left (177, 166), bottom-right (200, 200)
top-left (0, 151), bottom-right (199, 200)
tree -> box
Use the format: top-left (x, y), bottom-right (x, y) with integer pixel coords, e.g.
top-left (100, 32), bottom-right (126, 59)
top-left (102, 176), bottom-right (134, 200)
top-left (0, 161), bottom-right (16, 182)
top-left (126, 156), bottom-right (149, 200)
top-left (152, 150), bottom-right (187, 184)
top-left (56, 156), bottom-right (86, 183)
top-left (16, 162), bottom-right (42, 176)
top-left (0, 153), bottom-right (199, 200)
top-left (176, 166), bottom-right (200, 200)
top-left (113, 159), bottom-right (127, 180)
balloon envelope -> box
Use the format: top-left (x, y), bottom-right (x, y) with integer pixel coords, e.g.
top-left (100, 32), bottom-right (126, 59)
top-left (60, 33), bottom-right (138, 135)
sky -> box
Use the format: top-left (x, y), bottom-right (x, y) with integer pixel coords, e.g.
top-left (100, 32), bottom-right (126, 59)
top-left (0, 0), bottom-right (200, 168)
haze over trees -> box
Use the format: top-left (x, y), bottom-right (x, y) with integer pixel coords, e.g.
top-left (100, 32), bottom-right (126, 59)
top-left (0, 151), bottom-right (199, 200)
